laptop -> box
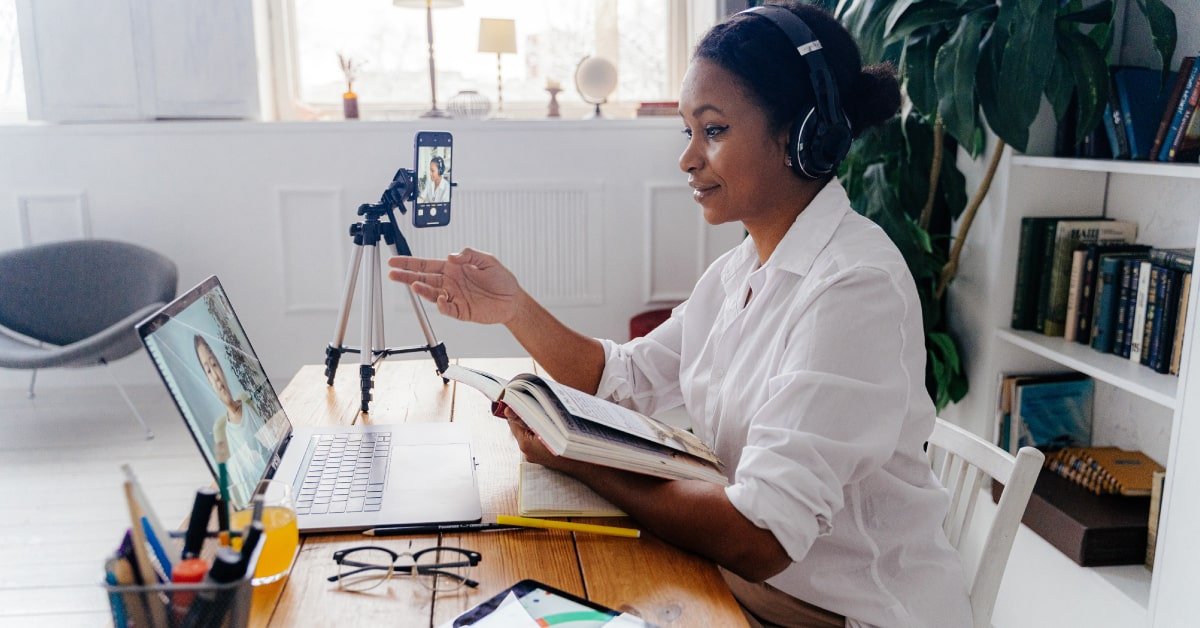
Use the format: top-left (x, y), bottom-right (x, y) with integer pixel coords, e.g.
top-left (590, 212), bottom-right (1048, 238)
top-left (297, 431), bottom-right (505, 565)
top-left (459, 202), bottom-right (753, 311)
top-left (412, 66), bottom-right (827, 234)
top-left (136, 275), bottom-right (482, 533)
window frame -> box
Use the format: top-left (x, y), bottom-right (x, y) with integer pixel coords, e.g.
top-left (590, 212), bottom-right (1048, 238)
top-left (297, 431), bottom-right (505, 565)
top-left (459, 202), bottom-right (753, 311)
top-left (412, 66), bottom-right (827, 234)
top-left (262, 0), bottom-right (715, 121)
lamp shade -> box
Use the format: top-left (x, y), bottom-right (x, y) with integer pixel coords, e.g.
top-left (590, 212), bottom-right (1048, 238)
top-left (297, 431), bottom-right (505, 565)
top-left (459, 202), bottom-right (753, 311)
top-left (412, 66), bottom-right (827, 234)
top-left (478, 18), bottom-right (517, 54)
top-left (393, 0), bottom-right (463, 8)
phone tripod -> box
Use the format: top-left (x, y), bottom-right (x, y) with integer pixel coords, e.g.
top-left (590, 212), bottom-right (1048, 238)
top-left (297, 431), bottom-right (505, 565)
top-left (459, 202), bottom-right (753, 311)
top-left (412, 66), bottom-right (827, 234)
top-left (324, 168), bottom-right (450, 412)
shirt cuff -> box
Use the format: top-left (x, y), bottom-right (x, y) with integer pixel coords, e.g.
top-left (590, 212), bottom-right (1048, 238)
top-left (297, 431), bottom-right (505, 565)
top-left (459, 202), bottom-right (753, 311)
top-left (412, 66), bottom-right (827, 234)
top-left (724, 459), bottom-right (834, 564)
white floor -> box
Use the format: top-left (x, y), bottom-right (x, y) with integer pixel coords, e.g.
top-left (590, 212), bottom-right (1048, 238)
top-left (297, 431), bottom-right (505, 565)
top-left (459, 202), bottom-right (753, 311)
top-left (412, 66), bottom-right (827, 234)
top-left (0, 381), bottom-right (210, 627)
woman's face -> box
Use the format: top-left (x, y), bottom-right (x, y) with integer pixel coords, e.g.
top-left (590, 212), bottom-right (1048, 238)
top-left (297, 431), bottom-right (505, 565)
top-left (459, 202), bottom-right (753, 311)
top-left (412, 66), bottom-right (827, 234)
top-left (678, 59), bottom-right (790, 226)
top-left (198, 342), bottom-right (234, 408)
top-left (429, 160), bottom-right (442, 184)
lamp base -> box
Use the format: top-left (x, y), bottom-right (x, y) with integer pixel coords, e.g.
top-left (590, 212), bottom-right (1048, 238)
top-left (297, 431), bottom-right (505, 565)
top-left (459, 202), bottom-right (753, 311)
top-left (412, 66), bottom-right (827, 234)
top-left (420, 107), bottom-right (451, 119)
top-left (584, 102), bottom-right (605, 120)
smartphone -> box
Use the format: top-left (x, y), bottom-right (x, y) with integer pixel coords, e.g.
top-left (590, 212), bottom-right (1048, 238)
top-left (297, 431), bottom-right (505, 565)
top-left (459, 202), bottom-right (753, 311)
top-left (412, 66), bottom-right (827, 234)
top-left (413, 131), bottom-right (453, 228)
top-left (451, 579), bottom-right (653, 627)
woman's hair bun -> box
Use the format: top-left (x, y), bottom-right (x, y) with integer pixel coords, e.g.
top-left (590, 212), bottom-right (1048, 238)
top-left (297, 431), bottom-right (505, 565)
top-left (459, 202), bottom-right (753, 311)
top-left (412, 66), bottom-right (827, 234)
top-left (845, 63), bottom-right (901, 134)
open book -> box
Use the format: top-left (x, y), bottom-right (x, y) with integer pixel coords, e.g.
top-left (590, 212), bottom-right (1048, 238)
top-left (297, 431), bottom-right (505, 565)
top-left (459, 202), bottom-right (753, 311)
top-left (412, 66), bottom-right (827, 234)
top-left (519, 462), bottom-right (625, 517)
top-left (445, 365), bottom-right (727, 485)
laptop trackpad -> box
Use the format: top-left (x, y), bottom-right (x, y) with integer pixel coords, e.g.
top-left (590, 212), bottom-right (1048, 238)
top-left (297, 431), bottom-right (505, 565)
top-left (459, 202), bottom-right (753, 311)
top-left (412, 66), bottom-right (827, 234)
top-left (388, 443), bottom-right (476, 489)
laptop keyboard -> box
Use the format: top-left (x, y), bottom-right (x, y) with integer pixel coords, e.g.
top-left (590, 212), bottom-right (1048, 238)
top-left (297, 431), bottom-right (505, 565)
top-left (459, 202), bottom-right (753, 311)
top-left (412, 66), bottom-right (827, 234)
top-left (295, 433), bottom-right (390, 516)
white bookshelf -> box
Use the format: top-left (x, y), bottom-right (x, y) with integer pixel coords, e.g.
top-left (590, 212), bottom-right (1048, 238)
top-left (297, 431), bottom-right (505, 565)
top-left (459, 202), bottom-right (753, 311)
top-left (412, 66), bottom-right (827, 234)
top-left (1012, 155), bottom-right (1200, 180)
top-left (994, 328), bottom-right (1180, 409)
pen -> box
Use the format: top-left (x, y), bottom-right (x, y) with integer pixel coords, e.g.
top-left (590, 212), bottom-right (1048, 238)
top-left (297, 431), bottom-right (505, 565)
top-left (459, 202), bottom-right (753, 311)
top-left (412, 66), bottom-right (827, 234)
top-left (495, 515), bottom-right (641, 538)
top-left (141, 517), bottom-right (174, 580)
top-left (362, 523), bottom-right (523, 537)
top-left (182, 487), bottom-right (218, 559)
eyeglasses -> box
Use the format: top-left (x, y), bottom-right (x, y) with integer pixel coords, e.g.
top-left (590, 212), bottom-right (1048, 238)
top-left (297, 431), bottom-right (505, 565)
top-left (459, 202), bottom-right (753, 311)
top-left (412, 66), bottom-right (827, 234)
top-left (327, 544), bottom-right (482, 592)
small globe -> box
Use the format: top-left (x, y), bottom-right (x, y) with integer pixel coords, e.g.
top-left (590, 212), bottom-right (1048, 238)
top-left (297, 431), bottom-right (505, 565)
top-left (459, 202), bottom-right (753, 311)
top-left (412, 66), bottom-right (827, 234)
top-left (575, 56), bottom-right (618, 105)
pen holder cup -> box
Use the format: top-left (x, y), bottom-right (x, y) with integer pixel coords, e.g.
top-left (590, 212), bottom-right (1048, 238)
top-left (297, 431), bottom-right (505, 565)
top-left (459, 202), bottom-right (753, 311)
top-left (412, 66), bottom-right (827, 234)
top-left (104, 537), bottom-right (262, 628)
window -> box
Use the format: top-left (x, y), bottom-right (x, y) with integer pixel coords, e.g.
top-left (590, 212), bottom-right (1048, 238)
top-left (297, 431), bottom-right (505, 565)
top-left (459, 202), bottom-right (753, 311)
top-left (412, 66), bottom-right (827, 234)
top-left (271, 0), bottom-right (699, 119)
top-left (0, 0), bottom-right (25, 121)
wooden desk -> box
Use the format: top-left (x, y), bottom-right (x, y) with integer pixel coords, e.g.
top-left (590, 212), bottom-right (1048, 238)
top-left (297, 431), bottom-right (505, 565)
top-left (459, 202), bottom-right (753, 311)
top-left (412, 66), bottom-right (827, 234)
top-left (250, 357), bottom-right (748, 627)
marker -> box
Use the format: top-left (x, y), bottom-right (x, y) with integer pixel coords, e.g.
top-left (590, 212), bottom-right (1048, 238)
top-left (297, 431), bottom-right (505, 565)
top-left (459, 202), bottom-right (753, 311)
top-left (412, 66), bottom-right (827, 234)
top-left (362, 523), bottom-right (523, 537)
top-left (495, 515), bottom-right (641, 538)
top-left (182, 488), bottom-right (218, 559)
top-left (213, 421), bottom-right (232, 546)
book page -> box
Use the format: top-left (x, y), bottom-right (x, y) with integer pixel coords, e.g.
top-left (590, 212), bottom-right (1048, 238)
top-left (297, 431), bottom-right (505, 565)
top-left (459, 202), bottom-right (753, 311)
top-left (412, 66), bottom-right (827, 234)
top-left (519, 462), bottom-right (624, 517)
top-left (442, 365), bottom-right (508, 402)
top-left (537, 378), bottom-right (720, 465)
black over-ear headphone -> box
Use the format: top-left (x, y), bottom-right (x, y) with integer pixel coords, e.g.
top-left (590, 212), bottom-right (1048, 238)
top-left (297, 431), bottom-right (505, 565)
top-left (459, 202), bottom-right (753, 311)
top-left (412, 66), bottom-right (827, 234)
top-left (738, 5), bottom-right (852, 179)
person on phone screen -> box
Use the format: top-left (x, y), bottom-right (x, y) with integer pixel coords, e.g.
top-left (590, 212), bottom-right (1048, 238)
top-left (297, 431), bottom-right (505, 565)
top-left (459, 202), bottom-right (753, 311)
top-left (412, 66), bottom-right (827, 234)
top-left (420, 155), bottom-right (450, 203)
top-left (195, 335), bottom-right (273, 504)
top-left (387, 3), bottom-right (970, 626)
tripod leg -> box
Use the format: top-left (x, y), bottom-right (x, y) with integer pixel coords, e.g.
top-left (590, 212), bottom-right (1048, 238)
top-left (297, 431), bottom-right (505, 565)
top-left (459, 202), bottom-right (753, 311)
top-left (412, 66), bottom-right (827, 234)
top-left (359, 242), bottom-right (378, 413)
top-left (373, 244), bottom-right (386, 353)
top-left (326, 245), bottom-right (365, 385)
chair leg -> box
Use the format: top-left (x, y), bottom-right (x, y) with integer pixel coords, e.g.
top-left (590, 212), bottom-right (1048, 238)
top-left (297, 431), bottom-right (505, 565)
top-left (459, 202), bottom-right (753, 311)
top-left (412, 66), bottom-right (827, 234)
top-left (101, 359), bottom-right (154, 440)
top-left (27, 369), bottom-right (37, 399)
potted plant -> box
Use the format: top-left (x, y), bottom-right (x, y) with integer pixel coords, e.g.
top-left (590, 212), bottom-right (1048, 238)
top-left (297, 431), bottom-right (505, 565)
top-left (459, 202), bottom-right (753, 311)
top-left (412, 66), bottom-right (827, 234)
top-left (825, 0), bottom-right (1177, 409)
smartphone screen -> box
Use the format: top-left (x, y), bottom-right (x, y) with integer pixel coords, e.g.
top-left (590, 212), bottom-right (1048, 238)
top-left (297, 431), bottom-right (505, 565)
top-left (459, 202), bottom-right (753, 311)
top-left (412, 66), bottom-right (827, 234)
top-left (413, 131), bottom-right (453, 228)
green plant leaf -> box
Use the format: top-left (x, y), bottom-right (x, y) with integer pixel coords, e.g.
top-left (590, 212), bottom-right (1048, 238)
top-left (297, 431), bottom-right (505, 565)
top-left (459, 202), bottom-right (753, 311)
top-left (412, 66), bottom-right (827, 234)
top-left (905, 31), bottom-right (945, 117)
top-left (1044, 50), bottom-right (1074, 121)
top-left (928, 332), bottom-right (960, 374)
top-left (885, 1), bottom-right (961, 43)
top-left (934, 9), bottom-right (986, 153)
top-left (1136, 0), bottom-right (1177, 81)
top-left (1059, 29), bottom-right (1108, 145)
top-left (989, 0), bottom-right (1057, 152)
top-left (1057, 2), bottom-right (1113, 24)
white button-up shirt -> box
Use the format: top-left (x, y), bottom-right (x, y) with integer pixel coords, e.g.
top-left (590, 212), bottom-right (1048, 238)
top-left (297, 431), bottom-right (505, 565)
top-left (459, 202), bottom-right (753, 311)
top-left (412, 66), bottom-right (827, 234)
top-left (596, 179), bottom-right (972, 627)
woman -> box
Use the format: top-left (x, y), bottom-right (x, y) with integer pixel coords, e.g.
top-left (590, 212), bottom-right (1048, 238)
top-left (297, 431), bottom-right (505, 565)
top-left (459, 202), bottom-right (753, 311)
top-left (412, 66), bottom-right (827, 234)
top-left (389, 3), bottom-right (971, 626)
top-left (420, 155), bottom-right (450, 203)
top-left (194, 334), bottom-right (274, 505)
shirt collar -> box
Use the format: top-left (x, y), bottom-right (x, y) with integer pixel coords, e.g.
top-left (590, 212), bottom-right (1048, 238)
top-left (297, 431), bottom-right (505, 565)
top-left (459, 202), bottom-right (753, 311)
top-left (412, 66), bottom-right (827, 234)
top-left (720, 177), bottom-right (852, 290)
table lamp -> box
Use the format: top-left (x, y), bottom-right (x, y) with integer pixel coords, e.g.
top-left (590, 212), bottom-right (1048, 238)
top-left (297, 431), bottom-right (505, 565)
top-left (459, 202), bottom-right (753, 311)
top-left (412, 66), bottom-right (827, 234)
top-left (394, 0), bottom-right (464, 118)
top-left (477, 18), bottom-right (517, 115)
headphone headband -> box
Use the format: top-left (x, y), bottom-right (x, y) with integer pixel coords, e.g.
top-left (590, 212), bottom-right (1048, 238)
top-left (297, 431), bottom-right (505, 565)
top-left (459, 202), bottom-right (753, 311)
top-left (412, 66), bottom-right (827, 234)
top-left (737, 5), bottom-right (852, 179)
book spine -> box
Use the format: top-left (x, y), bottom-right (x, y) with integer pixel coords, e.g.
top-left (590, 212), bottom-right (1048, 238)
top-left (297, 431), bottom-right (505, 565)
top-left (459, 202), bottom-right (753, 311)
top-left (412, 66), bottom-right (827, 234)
top-left (1130, 261), bottom-right (1153, 363)
top-left (1147, 470), bottom-right (1167, 570)
top-left (1046, 237), bottom-right (1080, 337)
top-left (1151, 57), bottom-right (1195, 158)
top-left (1172, 272), bottom-right (1192, 375)
top-left (1169, 79), bottom-right (1200, 161)
top-left (1160, 61), bottom-right (1200, 161)
top-left (1065, 249), bottom-right (1087, 342)
top-left (1035, 221), bottom-right (1060, 333)
top-left (1116, 69), bottom-right (1144, 159)
top-left (1076, 246), bottom-right (1102, 344)
top-left (1104, 84), bottom-right (1131, 159)
top-left (1012, 218), bottom-right (1045, 330)
top-left (1153, 269), bottom-right (1180, 373)
top-left (1115, 260), bottom-right (1134, 355)
top-left (1142, 265), bottom-right (1163, 367)
top-left (1091, 257), bottom-right (1123, 352)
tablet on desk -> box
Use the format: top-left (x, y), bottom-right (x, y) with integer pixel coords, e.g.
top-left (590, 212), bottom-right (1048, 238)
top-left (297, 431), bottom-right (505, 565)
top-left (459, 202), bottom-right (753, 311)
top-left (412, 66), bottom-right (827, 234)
top-left (447, 579), bottom-right (655, 627)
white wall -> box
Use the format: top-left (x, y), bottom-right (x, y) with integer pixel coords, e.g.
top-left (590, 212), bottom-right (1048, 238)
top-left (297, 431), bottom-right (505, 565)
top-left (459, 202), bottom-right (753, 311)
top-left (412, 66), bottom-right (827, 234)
top-left (0, 118), bottom-right (743, 389)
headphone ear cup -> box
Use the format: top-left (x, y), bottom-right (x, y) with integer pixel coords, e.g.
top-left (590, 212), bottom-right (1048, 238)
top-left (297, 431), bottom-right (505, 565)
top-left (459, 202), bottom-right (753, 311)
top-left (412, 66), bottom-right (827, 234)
top-left (790, 107), bottom-right (821, 180)
top-left (794, 109), bottom-right (851, 179)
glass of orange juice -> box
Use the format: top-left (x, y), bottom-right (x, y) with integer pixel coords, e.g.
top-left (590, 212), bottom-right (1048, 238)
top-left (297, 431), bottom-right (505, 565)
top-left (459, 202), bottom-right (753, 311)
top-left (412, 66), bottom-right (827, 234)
top-left (231, 479), bottom-right (299, 585)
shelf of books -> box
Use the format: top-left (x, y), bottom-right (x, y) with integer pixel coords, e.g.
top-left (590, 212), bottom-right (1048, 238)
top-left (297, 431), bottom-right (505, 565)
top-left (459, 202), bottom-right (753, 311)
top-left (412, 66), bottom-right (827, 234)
top-left (1012, 155), bottom-right (1200, 180)
top-left (995, 328), bottom-right (1179, 409)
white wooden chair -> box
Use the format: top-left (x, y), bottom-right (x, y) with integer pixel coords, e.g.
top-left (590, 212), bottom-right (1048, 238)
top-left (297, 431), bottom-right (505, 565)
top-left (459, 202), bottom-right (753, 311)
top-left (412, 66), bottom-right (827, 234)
top-left (927, 418), bottom-right (1045, 628)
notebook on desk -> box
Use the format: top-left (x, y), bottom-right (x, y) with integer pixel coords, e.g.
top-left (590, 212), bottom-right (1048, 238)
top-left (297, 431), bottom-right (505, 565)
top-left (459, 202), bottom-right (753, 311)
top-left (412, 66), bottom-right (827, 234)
top-left (136, 275), bottom-right (482, 533)
top-left (518, 462), bottom-right (624, 518)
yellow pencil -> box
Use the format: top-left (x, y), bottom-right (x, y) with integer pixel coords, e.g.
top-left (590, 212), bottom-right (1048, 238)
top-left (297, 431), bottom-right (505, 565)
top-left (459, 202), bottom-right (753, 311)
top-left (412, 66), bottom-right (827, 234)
top-left (496, 515), bottom-right (641, 538)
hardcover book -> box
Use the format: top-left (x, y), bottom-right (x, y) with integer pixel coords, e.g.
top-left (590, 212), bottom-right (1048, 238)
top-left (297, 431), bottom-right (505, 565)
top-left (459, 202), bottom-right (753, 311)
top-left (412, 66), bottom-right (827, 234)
top-left (1159, 56), bottom-right (1200, 161)
top-left (1044, 220), bottom-right (1137, 337)
top-left (1151, 57), bottom-right (1196, 158)
top-left (1113, 66), bottom-right (1178, 160)
top-left (1171, 272), bottom-right (1191, 375)
top-left (1044, 447), bottom-right (1165, 497)
top-left (444, 365), bottom-right (726, 485)
top-left (1077, 245), bottom-right (1150, 345)
top-left (1012, 377), bottom-right (1094, 452)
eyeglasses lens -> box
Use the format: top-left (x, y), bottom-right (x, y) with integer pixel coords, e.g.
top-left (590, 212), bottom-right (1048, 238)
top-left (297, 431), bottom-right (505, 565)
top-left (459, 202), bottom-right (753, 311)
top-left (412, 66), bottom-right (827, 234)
top-left (337, 548), bottom-right (394, 592)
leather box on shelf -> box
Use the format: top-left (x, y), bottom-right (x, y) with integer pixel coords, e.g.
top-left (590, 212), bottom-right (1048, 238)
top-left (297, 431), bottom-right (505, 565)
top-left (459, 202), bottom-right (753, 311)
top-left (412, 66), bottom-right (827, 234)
top-left (993, 468), bottom-right (1150, 567)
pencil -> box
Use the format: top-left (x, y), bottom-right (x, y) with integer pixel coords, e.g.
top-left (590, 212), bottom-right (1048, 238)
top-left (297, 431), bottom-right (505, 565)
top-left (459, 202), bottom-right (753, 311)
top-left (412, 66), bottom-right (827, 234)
top-left (496, 515), bottom-right (641, 538)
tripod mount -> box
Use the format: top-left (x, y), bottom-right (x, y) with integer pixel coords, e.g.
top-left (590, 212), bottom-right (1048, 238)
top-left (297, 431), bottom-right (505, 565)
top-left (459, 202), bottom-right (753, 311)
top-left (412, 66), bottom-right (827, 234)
top-left (324, 167), bottom-right (450, 412)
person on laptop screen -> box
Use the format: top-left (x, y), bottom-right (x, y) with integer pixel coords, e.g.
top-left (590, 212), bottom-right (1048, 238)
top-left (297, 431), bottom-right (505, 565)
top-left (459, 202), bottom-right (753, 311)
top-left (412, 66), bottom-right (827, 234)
top-left (387, 3), bottom-right (972, 627)
top-left (194, 334), bottom-right (276, 503)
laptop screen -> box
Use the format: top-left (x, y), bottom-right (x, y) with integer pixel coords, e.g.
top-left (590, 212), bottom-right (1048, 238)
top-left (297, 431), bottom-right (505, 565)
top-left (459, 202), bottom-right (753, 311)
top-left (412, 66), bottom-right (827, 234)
top-left (138, 276), bottom-right (291, 509)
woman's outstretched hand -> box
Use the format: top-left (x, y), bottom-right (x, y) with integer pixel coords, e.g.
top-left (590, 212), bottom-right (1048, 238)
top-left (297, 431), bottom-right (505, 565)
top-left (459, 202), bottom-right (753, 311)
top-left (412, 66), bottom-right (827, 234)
top-left (387, 247), bottom-right (522, 324)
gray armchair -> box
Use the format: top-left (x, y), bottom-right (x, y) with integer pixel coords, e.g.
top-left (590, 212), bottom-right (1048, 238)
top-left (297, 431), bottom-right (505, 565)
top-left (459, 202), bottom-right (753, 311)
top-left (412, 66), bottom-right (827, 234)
top-left (0, 239), bottom-right (177, 438)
